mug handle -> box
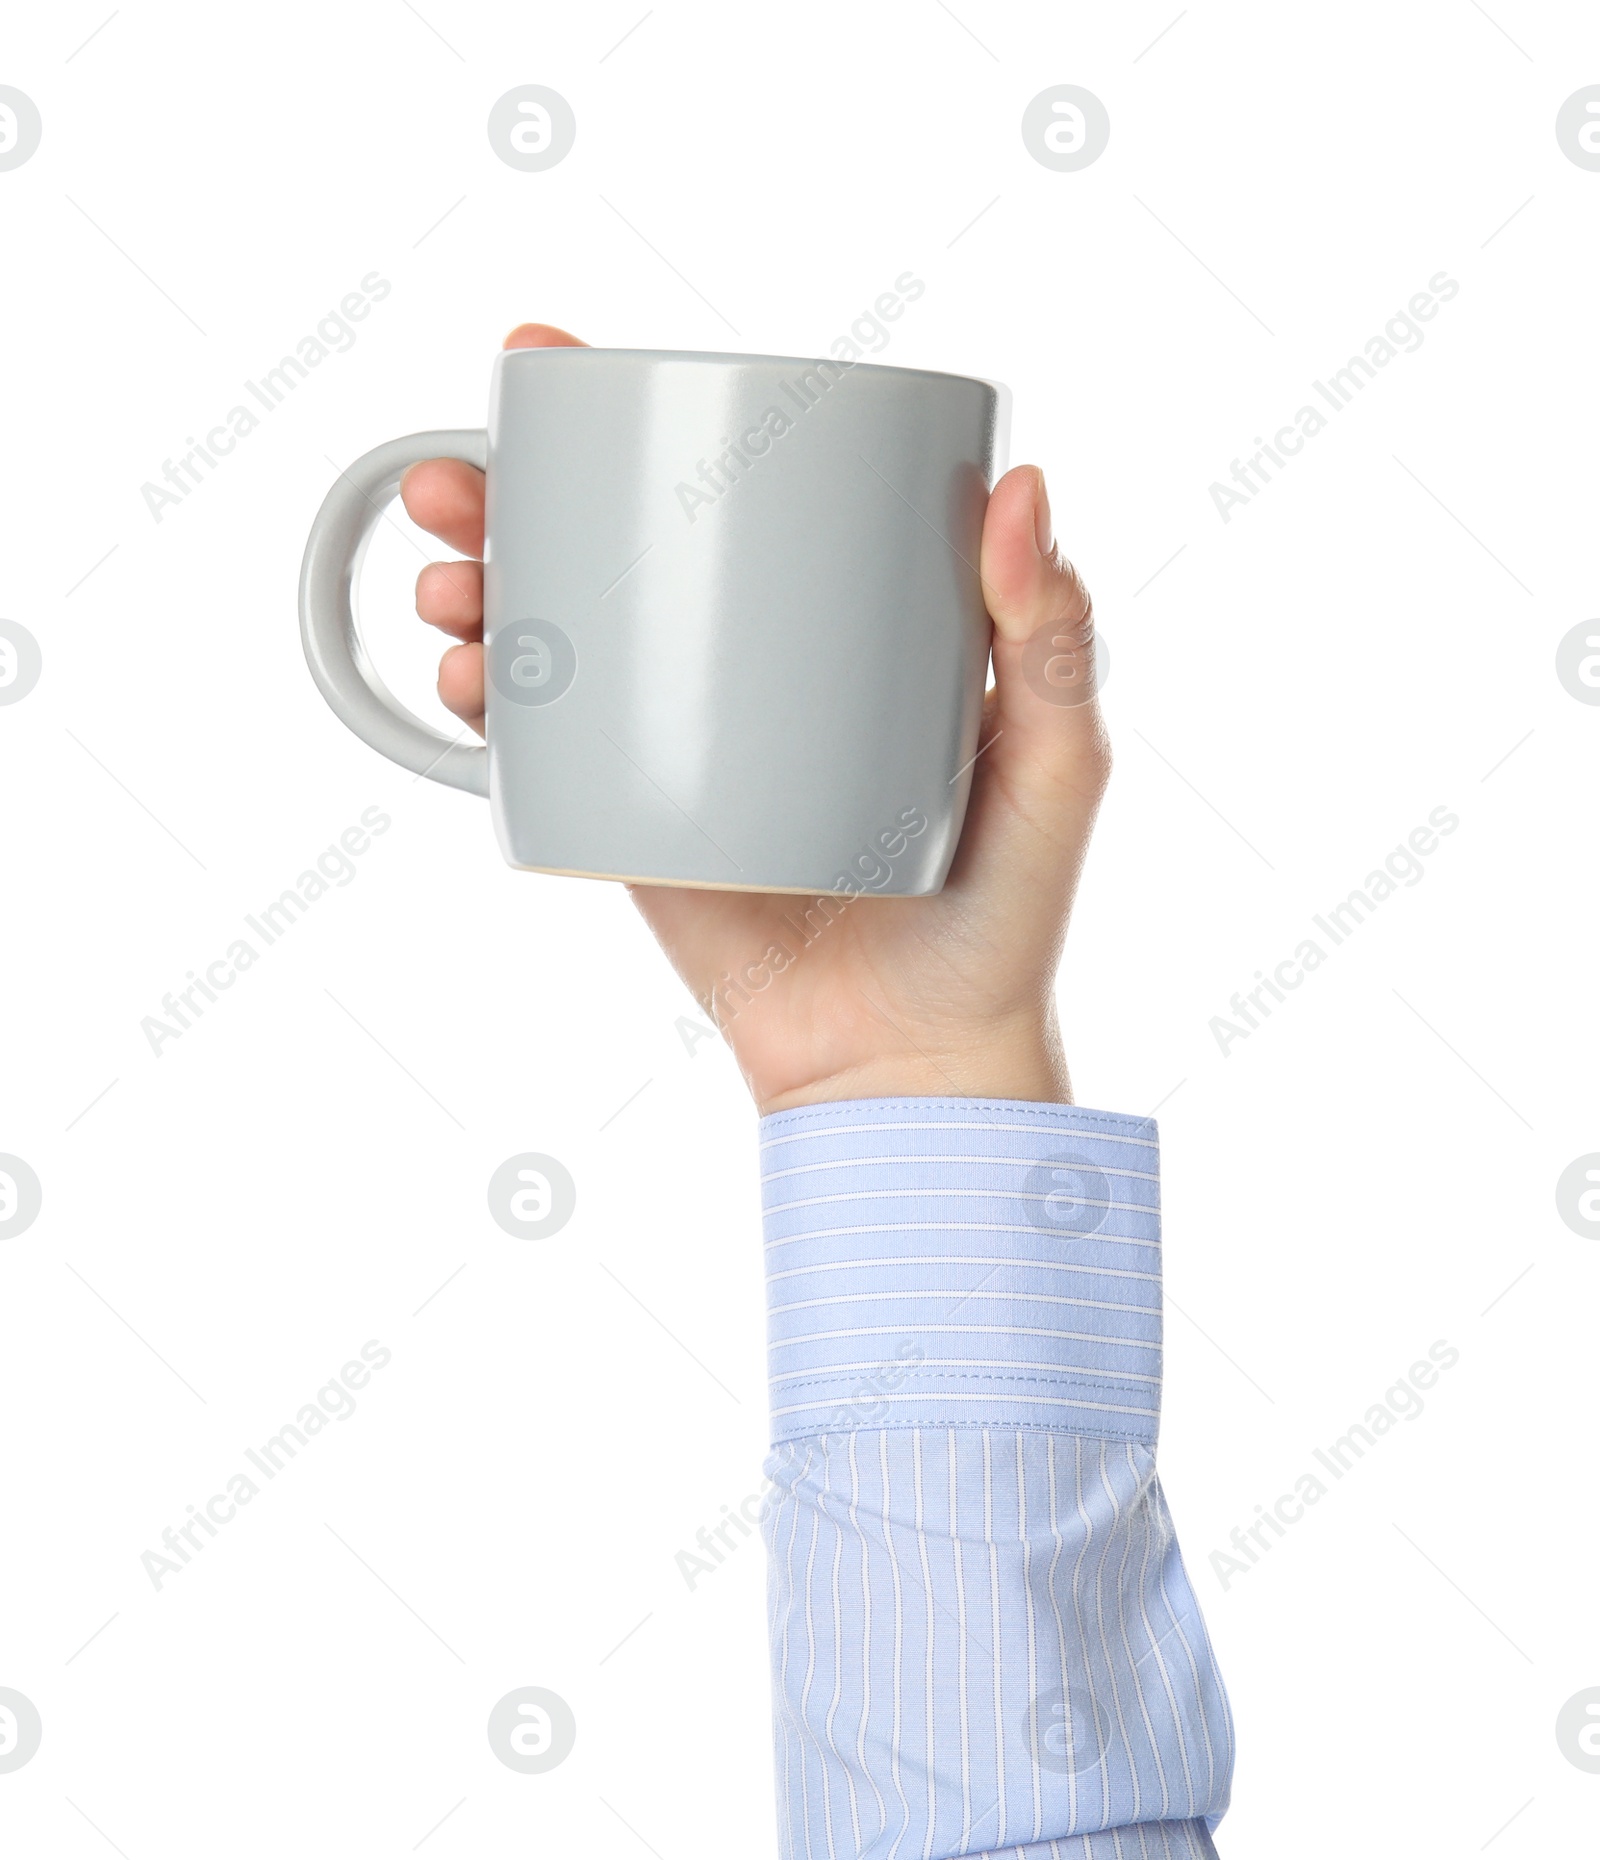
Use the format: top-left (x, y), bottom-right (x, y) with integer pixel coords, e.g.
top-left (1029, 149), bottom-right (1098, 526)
top-left (299, 429), bottom-right (490, 797)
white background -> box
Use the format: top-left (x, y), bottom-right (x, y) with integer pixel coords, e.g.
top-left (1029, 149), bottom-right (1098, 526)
top-left (1, 3), bottom-right (1595, 1855)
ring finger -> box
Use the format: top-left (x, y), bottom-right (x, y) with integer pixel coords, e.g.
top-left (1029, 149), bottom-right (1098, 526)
top-left (416, 560), bottom-right (483, 640)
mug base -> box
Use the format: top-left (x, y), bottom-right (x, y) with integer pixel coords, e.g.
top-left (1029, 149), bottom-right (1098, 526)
top-left (504, 859), bottom-right (938, 897)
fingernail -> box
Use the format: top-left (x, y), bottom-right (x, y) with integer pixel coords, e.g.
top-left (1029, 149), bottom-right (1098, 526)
top-left (1032, 469), bottom-right (1053, 557)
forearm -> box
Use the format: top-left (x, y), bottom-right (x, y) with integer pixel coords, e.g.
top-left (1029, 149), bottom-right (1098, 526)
top-left (757, 1096), bottom-right (1233, 1857)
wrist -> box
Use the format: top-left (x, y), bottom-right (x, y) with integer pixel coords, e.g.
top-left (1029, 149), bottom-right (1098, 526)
top-left (756, 1025), bottom-right (1072, 1118)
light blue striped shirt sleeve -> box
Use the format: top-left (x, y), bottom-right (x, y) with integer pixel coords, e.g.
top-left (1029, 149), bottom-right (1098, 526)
top-left (758, 1098), bottom-right (1234, 1860)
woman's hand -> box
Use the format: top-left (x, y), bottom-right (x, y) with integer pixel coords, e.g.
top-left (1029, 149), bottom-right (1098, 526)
top-left (403, 323), bottom-right (1109, 1115)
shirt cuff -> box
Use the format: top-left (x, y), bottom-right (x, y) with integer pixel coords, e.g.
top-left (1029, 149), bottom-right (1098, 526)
top-left (759, 1097), bottom-right (1163, 1447)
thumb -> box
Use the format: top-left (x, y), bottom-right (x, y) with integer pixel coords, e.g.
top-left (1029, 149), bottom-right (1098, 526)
top-left (958, 466), bottom-right (1110, 881)
top-left (984, 463), bottom-right (1107, 767)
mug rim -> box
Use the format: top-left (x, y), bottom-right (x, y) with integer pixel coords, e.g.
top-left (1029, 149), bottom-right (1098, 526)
top-left (497, 345), bottom-right (1002, 392)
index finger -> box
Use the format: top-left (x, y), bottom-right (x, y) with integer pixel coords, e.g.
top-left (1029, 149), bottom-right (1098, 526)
top-left (398, 322), bottom-right (590, 554)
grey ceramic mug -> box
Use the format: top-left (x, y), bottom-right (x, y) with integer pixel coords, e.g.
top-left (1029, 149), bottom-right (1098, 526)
top-left (300, 347), bottom-right (1006, 894)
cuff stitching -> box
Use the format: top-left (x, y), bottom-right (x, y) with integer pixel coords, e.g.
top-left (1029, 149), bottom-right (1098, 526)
top-left (760, 1098), bottom-right (1158, 1140)
top-left (775, 1369), bottom-right (1159, 1399)
top-left (772, 1415), bottom-right (1159, 1447)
